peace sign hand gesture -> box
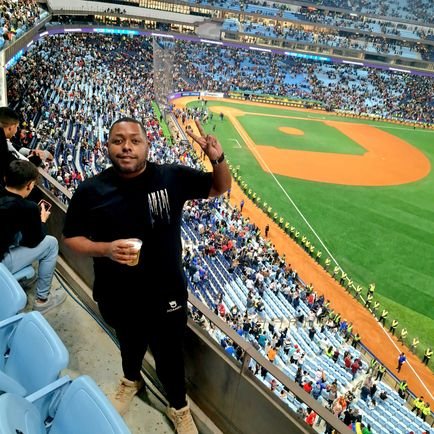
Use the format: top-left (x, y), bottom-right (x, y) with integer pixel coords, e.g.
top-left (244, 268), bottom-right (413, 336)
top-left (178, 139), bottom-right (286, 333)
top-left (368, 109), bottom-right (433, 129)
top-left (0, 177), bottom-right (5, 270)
top-left (186, 119), bottom-right (223, 161)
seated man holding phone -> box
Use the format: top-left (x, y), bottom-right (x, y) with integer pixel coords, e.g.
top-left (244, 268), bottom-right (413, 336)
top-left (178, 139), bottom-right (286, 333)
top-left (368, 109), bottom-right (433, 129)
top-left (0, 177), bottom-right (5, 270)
top-left (0, 160), bottom-right (66, 313)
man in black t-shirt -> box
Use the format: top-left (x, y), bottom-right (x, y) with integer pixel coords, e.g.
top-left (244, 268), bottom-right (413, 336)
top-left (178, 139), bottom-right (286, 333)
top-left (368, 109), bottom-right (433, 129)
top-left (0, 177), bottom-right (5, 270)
top-left (0, 160), bottom-right (66, 313)
top-left (63, 117), bottom-right (231, 433)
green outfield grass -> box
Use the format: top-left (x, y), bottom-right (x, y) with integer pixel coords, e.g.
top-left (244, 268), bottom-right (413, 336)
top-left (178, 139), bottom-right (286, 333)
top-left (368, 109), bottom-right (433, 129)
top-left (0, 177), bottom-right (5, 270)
top-left (187, 99), bottom-right (434, 360)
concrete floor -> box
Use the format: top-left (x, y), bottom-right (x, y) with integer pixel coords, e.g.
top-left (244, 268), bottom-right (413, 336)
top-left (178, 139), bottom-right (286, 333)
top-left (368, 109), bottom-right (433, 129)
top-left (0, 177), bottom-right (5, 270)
top-left (24, 276), bottom-right (175, 434)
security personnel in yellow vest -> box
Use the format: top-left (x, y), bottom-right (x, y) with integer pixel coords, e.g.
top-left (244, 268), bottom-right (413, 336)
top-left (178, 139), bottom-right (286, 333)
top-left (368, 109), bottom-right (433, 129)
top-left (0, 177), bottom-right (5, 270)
top-left (334, 313), bottom-right (341, 325)
top-left (309, 245), bottom-right (315, 256)
top-left (325, 346), bottom-right (334, 357)
top-left (389, 319), bottom-right (399, 336)
top-left (398, 380), bottom-right (408, 399)
top-left (421, 402), bottom-right (431, 421)
top-left (345, 322), bottom-right (353, 342)
top-left (284, 222), bottom-right (290, 233)
top-left (379, 309), bottom-right (388, 326)
top-left (412, 396), bottom-right (424, 415)
top-left (294, 230), bottom-right (300, 241)
top-left (339, 271), bottom-right (347, 285)
top-left (315, 250), bottom-right (322, 263)
top-left (365, 293), bottom-right (373, 309)
top-left (347, 278), bottom-right (353, 290)
top-left (305, 240), bottom-right (311, 251)
top-left (423, 347), bottom-right (432, 365)
top-left (368, 283), bottom-right (375, 295)
top-left (352, 332), bottom-right (361, 349)
top-left (410, 337), bottom-right (419, 353)
top-left (372, 301), bottom-right (380, 317)
top-left (333, 266), bottom-right (340, 279)
top-left (367, 358), bottom-right (378, 374)
top-left (354, 285), bottom-right (362, 299)
top-left (324, 257), bottom-right (331, 270)
top-left (375, 364), bottom-right (386, 381)
top-left (301, 235), bottom-right (307, 246)
top-left (398, 328), bottom-right (408, 343)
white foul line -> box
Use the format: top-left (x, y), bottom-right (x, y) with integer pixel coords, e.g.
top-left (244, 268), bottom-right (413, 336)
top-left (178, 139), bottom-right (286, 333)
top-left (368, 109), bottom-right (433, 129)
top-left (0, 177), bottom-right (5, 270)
top-left (247, 139), bottom-right (434, 400)
top-left (235, 124), bottom-right (342, 270)
top-left (233, 114), bottom-right (433, 398)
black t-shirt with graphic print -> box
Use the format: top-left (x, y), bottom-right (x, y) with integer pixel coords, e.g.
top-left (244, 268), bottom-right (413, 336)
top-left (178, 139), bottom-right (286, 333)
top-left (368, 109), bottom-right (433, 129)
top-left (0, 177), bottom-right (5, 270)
top-left (63, 162), bottom-right (212, 307)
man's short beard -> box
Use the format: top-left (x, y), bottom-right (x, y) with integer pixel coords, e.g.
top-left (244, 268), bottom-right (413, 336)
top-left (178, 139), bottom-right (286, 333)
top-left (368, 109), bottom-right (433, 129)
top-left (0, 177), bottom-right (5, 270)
top-left (110, 158), bottom-right (147, 174)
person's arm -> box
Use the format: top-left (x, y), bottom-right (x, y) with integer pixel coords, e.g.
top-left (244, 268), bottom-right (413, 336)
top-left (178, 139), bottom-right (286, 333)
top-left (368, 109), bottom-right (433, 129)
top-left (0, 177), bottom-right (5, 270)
top-left (187, 119), bottom-right (231, 197)
top-left (63, 236), bottom-right (109, 257)
top-left (63, 236), bottom-right (139, 265)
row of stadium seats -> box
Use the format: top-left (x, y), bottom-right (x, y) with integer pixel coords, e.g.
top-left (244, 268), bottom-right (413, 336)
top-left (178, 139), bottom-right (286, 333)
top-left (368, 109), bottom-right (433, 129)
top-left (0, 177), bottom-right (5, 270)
top-left (0, 264), bottom-right (130, 433)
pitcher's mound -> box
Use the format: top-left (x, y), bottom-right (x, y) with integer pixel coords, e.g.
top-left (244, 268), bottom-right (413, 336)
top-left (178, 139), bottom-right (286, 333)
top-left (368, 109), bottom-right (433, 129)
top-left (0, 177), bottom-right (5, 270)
top-left (278, 127), bottom-right (304, 136)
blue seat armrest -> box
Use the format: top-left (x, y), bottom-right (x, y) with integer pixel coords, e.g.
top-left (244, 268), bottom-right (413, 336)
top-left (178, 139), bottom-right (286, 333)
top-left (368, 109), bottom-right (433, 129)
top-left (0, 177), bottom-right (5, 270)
top-left (0, 313), bottom-right (25, 329)
top-left (26, 375), bottom-right (71, 404)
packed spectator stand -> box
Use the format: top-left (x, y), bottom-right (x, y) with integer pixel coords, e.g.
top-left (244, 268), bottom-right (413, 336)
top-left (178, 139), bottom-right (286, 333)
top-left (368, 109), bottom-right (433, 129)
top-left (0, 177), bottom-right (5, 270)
top-left (154, 0), bottom-right (434, 62)
top-left (0, 0), bottom-right (48, 49)
top-left (183, 0), bottom-right (434, 25)
top-left (221, 18), bottom-right (431, 61)
top-left (4, 31), bottom-right (433, 433)
top-left (174, 41), bottom-right (433, 124)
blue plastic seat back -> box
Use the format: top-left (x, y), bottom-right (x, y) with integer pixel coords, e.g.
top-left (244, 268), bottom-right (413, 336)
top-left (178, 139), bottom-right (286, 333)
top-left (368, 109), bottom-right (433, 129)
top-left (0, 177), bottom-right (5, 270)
top-left (3, 311), bottom-right (69, 417)
top-left (0, 263), bottom-right (26, 321)
top-left (0, 392), bottom-right (45, 434)
top-left (50, 375), bottom-right (131, 434)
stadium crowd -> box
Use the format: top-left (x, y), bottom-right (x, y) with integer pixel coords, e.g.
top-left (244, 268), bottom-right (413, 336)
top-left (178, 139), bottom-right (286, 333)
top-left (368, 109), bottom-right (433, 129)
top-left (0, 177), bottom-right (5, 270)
top-left (283, 10), bottom-right (434, 41)
top-left (4, 32), bottom-right (433, 432)
top-left (175, 41), bottom-right (434, 124)
top-left (224, 19), bottom-right (429, 60)
top-left (185, 0), bottom-right (434, 24)
top-left (182, 184), bottom-right (431, 433)
top-left (0, 0), bottom-right (47, 49)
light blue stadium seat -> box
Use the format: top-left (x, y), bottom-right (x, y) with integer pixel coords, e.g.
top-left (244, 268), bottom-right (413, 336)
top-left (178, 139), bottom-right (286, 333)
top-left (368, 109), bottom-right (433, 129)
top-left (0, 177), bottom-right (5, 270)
top-left (0, 391), bottom-right (44, 434)
top-left (12, 264), bottom-right (36, 282)
top-left (0, 263), bottom-right (26, 321)
top-left (0, 375), bottom-right (131, 434)
top-left (0, 311), bottom-right (69, 417)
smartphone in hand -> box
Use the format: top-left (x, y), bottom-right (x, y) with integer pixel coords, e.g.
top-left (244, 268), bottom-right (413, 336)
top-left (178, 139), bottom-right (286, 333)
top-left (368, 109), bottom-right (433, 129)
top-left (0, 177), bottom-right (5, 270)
top-left (38, 199), bottom-right (52, 212)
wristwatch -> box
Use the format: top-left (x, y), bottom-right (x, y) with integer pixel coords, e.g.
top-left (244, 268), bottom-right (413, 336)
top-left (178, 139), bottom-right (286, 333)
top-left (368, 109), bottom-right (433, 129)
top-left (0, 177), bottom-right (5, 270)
top-left (211, 153), bottom-right (225, 166)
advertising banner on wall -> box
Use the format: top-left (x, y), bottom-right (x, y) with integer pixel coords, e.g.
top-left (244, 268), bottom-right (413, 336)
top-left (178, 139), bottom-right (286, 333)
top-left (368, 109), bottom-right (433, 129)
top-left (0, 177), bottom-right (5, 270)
top-left (200, 91), bottom-right (225, 98)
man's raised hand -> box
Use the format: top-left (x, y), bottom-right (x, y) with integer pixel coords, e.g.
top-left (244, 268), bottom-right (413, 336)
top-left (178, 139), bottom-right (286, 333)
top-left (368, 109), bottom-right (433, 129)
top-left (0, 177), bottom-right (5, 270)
top-left (186, 119), bottom-right (223, 161)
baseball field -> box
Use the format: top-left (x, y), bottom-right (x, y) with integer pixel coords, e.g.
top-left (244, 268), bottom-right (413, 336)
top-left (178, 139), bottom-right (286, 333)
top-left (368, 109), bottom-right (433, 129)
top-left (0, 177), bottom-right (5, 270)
top-left (181, 97), bottom-right (433, 358)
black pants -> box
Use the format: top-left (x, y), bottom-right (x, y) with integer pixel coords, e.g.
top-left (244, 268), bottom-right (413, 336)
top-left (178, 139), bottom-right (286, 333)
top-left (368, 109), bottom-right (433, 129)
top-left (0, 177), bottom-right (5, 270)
top-left (98, 296), bottom-right (188, 409)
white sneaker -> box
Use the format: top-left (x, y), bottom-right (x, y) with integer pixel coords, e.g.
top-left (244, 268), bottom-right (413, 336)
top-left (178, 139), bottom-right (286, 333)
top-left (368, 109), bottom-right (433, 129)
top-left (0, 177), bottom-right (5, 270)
top-left (110, 377), bottom-right (145, 415)
top-left (167, 403), bottom-right (198, 434)
top-left (33, 287), bottom-right (67, 314)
